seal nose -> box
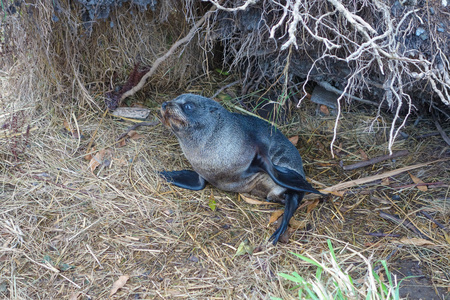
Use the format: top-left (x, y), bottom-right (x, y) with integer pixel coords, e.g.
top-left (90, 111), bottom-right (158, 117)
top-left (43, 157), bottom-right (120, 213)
top-left (162, 102), bottom-right (168, 110)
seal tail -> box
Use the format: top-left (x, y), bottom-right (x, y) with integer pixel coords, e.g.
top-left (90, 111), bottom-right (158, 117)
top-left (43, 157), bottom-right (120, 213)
top-left (268, 191), bottom-right (304, 245)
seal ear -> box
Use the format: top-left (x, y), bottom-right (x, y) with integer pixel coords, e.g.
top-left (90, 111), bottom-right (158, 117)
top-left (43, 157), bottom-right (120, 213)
top-left (209, 107), bottom-right (219, 113)
top-left (159, 170), bottom-right (207, 190)
top-left (247, 153), bottom-right (323, 195)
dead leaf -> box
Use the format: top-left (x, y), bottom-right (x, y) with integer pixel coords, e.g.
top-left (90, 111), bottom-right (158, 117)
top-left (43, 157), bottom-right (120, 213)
top-left (269, 210), bottom-right (284, 224)
top-left (208, 191), bottom-right (216, 211)
top-left (89, 149), bottom-right (106, 173)
top-left (319, 105), bottom-right (330, 115)
top-left (239, 194), bottom-right (279, 205)
top-left (381, 177), bottom-right (390, 186)
top-left (358, 149), bottom-right (369, 161)
top-left (68, 292), bottom-right (80, 300)
top-left (289, 219), bottom-right (306, 230)
top-left (399, 237), bottom-right (435, 246)
top-left (234, 239), bottom-right (254, 256)
top-left (409, 173), bottom-right (428, 191)
top-left (319, 190), bottom-right (345, 197)
top-left (114, 157), bottom-right (127, 166)
top-left (316, 141), bottom-right (325, 152)
top-left (63, 120), bottom-right (81, 139)
top-left (117, 138), bottom-right (127, 147)
top-left (110, 275), bottom-right (129, 296)
top-left (132, 102), bottom-right (146, 108)
top-left (128, 130), bottom-right (145, 140)
top-left (84, 147), bottom-right (96, 161)
top-left (63, 120), bottom-right (72, 132)
top-left (306, 199), bottom-right (320, 214)
top-left (288, 135), bottom-right (299, 146)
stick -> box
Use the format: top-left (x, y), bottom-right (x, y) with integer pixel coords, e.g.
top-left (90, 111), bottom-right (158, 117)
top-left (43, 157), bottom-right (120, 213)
top-left (117, 121), bottom-right (159, 141)
top-left (379, 211), bottom-right (429, 239)
top-left (367, 232), bottom-right (400, 237)
top-left (392, 181), bottom-right (446, 190)
top-left (119, 7), bottom-right (216, 102)
top-left (211, 80), bottom-right (240, 98)
top-left (342, 150), bottom-right (409, 171)
top-left (434, 120), bottom-right (450, 146)
top-left (418, 211), bottom-right (447, 230)
top-left (318, 158), bottom-right (449, 194)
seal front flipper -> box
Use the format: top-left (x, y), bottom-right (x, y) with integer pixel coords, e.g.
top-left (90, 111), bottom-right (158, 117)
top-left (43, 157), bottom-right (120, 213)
top-left (160, 170), bottom-right (207, 190)
top-left (249, 154), bottom-right (323, 195)
top-left (269, 191), bottom-right (303, 245)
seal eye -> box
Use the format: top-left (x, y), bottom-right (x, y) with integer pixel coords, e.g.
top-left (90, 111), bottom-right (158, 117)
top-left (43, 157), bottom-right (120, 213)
top-left (183, 103), bottom-right (194, 111)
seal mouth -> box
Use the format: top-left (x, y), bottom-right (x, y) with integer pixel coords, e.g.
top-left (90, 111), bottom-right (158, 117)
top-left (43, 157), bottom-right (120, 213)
top-left (161, 102), bottom-right (188, 130)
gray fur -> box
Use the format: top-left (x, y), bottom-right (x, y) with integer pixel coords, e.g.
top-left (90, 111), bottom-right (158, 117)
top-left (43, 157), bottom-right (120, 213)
top-left (161, 94), bottom-right (305, 201)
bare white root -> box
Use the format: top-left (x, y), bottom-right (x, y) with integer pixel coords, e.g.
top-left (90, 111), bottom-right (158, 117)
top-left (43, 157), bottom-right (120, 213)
top-left (209, 0), bottom-right (259, 12)
top-left (210, 0), bottom-right (450, 156)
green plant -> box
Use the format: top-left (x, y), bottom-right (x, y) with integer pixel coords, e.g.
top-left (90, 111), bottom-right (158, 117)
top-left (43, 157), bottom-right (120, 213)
top-left (273, 240), bottom-right (405, 300)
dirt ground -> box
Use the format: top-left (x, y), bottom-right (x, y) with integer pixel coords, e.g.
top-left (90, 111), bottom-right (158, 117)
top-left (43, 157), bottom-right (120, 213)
top-left (1, 88), bottom-right (449, 299)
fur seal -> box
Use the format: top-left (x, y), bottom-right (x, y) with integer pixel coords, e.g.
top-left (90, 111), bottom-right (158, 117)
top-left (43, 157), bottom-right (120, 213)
top-left (160, 94), bottom-right (322, 244)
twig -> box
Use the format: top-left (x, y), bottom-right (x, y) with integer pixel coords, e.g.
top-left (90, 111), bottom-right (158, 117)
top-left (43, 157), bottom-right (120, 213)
top-left (342, 150), bottom-right (409, 171)
top-left (317, 81), bottom-right (379, 107)
top-left (373, 245), bottom-right (401, 273)
top-left (22, 253), bottom-right (81, 289)
top-left (392, 182), bottom-right (446, 190)
top-left (434, 119), bottom-right (450, 146)
top-left (68, 218), bottom-right (103, 241)
top-left (379, 211), bottom-right (429, 239)
top-left (117, 121), bottom-right (159, 141)
top-left (187, 231), bottom-right (228, 273)
top-left (211, 80), bottom-right (240, 98)
top-left (120, 7), bottom-right (216, 102)
top-left (367, 232), bottom-right (400, 238)
top-left (320, 158), bottom-right (449, 194)
top-left (418, 211), bottom-right (447, 230)
top-left (85, 243), bottom-right (104, 269)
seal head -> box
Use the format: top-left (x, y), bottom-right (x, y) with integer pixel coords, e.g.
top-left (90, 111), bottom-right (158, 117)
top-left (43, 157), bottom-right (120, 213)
top-left (160, 94), bottom-right (322, 244)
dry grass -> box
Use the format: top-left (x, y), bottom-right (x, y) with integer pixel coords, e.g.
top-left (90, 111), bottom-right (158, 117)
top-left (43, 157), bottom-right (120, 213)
top-left (1, 1), bottom-right (449, 299)
top-left (1, 74), bottom-right (449, 298)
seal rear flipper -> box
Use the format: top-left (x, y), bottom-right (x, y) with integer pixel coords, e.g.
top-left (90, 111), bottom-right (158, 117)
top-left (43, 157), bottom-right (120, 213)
top-left (159, 170), bottom-right (207, 190)
top-left (249, 154), bottom-right (323, 195)
top-left (269, 191), bottom-right (303, 245)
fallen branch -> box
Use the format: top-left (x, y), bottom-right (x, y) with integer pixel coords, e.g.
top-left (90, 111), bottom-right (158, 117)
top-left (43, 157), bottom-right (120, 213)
top-left (119, 7), bottom-right (216, 103)
top-left (342, 150), bottom-right (409, 171)
top-left (316, 158), bottom-right (449, 195)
